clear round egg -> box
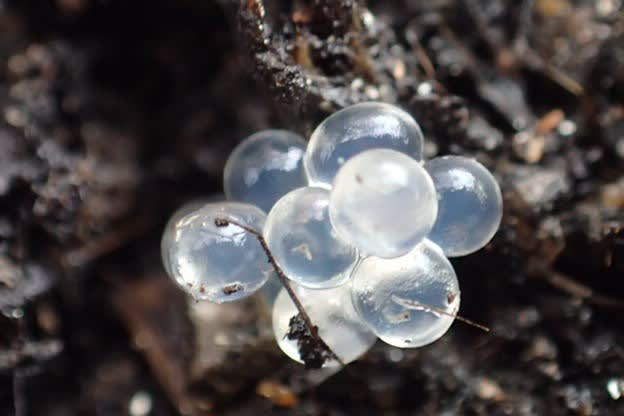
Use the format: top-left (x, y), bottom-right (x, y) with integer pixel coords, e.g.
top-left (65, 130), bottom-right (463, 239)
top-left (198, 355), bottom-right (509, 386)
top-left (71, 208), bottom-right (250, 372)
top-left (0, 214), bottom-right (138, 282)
top-left (161, 199), bottom-right (215, 279)
top-left (329, 148), bottom-right (438, 258)
top-left (162, 202), bottom-right (271, 302)
top-left (304, 102), bottom-right (424, 188)
top-left (350, 240), bottom-right (460, 348)
top-left (224, 130), bottom-right (308, 213)
top-left (425, 156), bottom-right (503, 257)
top-left (272, 283), bottom-right (378, 366)
top-left (264, 187), bottom-right (359, 289)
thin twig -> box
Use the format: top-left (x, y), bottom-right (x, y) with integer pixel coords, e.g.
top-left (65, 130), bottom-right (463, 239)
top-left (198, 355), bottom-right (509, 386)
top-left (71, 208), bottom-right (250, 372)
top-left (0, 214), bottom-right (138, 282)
top-left (529, 261), bottom-right (624, 310)
top-left (454, 313), bottom-right (490, 332)
top-left (215, 217), bottom-right (345, 367)
top-left (392, 295), bottom-right (490, 332)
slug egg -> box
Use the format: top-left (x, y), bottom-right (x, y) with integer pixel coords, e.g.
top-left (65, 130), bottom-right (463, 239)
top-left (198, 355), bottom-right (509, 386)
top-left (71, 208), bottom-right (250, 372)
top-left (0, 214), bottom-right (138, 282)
top-left (304, 102), bottom-right (424, 188)
top-left (329, 148), bottom-right (438, 258)
top-left (350, 240), bottom-right (460, 348)
top-left (224, 130), bottom-right (307, 213)
top-left (162, 202), bottom-right (271, 302)
top-left (425, 156), bottom-right (503, 257)
top-left (161, 200), bottom-right (206, 280)
top-left (272, 283), bottom-right (377, 366)
top-left (264, 187), bottom-right (359, 289)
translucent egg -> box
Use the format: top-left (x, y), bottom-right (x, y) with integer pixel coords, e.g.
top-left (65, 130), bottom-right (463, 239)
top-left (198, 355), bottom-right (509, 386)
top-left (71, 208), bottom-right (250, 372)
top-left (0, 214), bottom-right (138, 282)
top-left (161, 199), bottom-right (214, 279)
top-left (163, 202), bottom-right (271, 302)
top-left (425, 156), bottom-right (503, 257)
top-left (272, 283), bottom-right (377, 366)
top-left (329, 149), bottom-right (438, 258)
top-left (224, 130), bottom-right (308, 213)
top-left (304, 102), bottom-right (424, 188)
top-left (264, 187), bottom-right (359, 288)
top-left (351, 240), bottom-right (460, 348)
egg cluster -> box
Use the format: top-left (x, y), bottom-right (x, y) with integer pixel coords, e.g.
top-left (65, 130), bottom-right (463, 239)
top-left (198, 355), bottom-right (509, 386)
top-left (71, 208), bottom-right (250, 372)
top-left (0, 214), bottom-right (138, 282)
top-left (161, 102), bottom-right (502, 367)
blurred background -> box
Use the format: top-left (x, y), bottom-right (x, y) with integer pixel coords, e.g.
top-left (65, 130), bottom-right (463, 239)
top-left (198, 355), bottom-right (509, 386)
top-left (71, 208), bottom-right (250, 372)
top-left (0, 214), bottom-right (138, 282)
top-left (0, 0), bottom-right (623, 414)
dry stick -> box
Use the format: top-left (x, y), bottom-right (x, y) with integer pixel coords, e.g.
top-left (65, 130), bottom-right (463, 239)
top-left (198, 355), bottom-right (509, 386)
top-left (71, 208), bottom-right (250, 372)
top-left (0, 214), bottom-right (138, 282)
top-left (529, 261), bottom-right (624, 310)
top-left (215, 217), bottom-right (345, 367)
top-left (393, 296), bottom-right (490, 332)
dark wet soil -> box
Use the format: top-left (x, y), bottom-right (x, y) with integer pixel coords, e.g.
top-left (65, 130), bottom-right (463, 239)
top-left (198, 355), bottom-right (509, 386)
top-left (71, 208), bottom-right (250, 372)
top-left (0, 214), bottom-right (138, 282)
top-left (1, 0), bottom-right (623, 415)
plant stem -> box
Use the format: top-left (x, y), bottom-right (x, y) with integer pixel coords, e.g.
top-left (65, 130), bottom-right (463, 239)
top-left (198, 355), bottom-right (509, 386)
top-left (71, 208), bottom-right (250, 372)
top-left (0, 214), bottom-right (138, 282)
top-left (215, 218), bottom-right (345, 367)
